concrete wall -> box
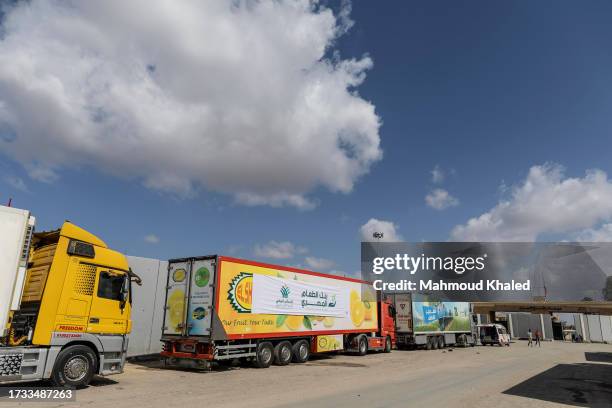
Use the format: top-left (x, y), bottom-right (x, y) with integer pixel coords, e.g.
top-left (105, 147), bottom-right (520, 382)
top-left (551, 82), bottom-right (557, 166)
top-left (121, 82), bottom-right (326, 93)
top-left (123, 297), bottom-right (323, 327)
top-left (601, 315), bottom-right (612, 343)
top-left (573, 314), bottom-right (612, 343)
top-left (127, 256), bottom-right (168, 357)
top-left (587, 315), bottom-right (604, 343)
top-left (509, 313), bottom-right (552, 339)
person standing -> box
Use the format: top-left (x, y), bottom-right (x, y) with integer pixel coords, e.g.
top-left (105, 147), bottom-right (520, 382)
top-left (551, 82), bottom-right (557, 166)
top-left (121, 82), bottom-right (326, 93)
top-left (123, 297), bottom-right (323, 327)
top-left (535, 329), bottom-right (541, 347)
top-left (528, 328), bottom-right (533, 347)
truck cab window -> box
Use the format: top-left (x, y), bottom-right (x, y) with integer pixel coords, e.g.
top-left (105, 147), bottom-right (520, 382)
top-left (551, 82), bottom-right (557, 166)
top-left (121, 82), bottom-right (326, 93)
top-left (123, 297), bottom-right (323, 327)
top-left (98, 271), bottom-right (125, 301)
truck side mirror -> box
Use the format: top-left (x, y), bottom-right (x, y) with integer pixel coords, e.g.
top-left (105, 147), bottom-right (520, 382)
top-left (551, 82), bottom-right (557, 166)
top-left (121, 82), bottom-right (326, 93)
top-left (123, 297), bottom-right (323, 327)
top-left (119, 277), bottom-right (129, 309)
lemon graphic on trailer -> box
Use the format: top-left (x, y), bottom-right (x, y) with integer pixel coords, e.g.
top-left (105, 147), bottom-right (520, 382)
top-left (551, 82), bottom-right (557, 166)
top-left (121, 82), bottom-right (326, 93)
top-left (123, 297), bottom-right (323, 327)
top-left (167, 290), bottom-right (185, 329)
top-left (323, 316), bottom-right (335, 328)
top-left (172, 268), bottom-right (186, 282)
top-left (285, 315), bottom-right (303, 330)
top-left (363, 301), bottom-right (373, 321)
top-left (350, 289), bottom-right (365, 327)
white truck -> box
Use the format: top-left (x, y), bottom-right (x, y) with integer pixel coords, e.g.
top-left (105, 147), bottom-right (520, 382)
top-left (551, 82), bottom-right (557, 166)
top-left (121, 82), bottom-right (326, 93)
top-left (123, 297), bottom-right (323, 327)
top-left (389, 293), bottom-right (476, 349)
top-left (0, 206), bottom-right (35, 340)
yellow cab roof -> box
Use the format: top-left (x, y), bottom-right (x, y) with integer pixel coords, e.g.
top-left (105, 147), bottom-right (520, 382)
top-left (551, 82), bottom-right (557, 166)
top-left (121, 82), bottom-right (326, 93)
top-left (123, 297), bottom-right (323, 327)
top-left (59, 221), bottom-right (108, 248)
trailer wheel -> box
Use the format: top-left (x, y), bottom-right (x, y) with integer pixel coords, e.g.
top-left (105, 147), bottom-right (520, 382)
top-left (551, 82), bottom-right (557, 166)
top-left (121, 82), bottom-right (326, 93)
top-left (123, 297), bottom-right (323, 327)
top-left (384, 336), bottom-right (392, 353)
top-left (50, 345), bottom-right (97, 388)
top-left (292, 340), bottom-right (310, 363)
top-left (254, 342), bottom-right (274, 368)
top-left (273, 341), bottom-right (292, 366)
top-left (437, 336), bottom-right (445, 349)
top-left (425, 337), bottom-right (433, 350)
top-left (357, 336), bottom-right (368, 356)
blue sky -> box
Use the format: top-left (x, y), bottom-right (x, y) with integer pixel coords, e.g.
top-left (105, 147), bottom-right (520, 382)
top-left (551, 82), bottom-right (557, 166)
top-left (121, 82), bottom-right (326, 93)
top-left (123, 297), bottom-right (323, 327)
top-left (1, 1), bottom-right (612, 275)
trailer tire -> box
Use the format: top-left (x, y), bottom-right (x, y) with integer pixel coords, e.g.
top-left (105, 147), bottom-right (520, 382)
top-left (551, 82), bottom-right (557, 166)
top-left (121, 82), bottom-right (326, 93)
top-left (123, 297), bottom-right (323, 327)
top-left (273, 341), bottom-right (292, 366)
top-left (254, 342), bottom-right (274, 368)
top-left (50, 345), bottom-right (97, 388)
top-left (426, 337), bottom-right (433, 350)
top-left (437, 336), bottom-right (445, 349)
top-left (357, 336), bottom-right (368, 356)
top-left (292, 340), bottom-right (310, 363)
top-left (384, 336), bottom-right (392, 353)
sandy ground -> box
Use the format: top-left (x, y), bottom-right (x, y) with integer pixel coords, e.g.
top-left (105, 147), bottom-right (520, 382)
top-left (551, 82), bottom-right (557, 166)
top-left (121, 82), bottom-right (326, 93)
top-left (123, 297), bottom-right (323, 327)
top-left (1, 341), bottom-right (611, 408)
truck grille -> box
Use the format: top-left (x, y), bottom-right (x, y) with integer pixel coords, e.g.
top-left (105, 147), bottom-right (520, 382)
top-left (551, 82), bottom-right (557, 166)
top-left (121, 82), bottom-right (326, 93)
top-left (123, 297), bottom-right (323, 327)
top-left (0, 354), bottom-right (23, 376)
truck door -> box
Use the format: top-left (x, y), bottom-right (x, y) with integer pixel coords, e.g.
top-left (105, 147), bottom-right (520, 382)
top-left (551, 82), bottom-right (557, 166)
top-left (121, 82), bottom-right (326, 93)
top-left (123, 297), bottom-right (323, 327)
top-left (394, 293), bottom-right (413, 332)
top-left (162, 261), bottom-right (190, 335)
top-left (87, 269), bottom-right (130, 334)
top-left (185, 259), bottom-right (215, 336)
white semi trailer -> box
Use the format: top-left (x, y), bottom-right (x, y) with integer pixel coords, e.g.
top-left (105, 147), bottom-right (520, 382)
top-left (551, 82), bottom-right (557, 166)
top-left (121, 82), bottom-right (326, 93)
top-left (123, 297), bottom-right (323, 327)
top-left (389, 293), bottom-right (476, 349)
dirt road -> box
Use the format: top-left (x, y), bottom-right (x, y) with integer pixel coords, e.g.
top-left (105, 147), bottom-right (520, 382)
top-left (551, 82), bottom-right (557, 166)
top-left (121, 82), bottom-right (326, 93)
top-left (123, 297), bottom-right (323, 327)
top-left (2, 341), bottom-right (611, 408)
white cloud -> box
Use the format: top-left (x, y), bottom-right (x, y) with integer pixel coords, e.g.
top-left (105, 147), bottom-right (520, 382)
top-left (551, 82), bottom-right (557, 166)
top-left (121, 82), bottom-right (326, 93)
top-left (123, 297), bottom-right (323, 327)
top-left (4, 175), bottom-right (29, 192)
top-left (575, 224), bottom-right (612, 242)
top-left (431, 165), bottom-right (444, 183)
top-left (235, 192), bottom-right (317, 211)
top-left (425, 188), bottom-right (459, 210)
top-left (360, 218), bottom-right (403, 242)
top-left (451, 164), bottom-right (612, 241)
top-left (0, 0), bottom-right (381, 208)
top-left (254, 240), bottom-right (307, 260)
top-left (144, 234), bottom-right (160, 244)
top-left (304, 256), bottom-right (334, 270)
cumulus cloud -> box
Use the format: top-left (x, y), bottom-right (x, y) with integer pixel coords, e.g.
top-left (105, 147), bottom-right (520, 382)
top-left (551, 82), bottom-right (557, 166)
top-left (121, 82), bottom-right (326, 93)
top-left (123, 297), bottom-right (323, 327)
top-left (0, 0), bottom-right (381, 208)
top-left (451, 164), bottom-right (612, 241)
top-left (304, 256), bottom-right (334, 270)
top-left (360, 218), bottom-right (403, 242)
top-left (144, 234), bottom-right (160, 244)
top-left (254, 240), bottom-right (307, 259)
top-left (425, 188), bottom-right (459, 210)
top-left (3, 175), bottom-right (29, 192)
top-left (431, 165), bottom-right (444, 184)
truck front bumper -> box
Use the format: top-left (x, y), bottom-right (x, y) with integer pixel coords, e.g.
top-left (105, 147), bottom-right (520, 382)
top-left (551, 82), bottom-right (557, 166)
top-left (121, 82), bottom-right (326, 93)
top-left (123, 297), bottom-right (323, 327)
top-left (0, 347), bottom-right (50, 383)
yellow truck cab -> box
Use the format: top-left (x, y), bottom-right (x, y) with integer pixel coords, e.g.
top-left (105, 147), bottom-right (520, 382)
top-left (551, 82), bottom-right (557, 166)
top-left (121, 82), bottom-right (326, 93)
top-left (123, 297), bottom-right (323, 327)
top-left (1, 208), bottom-right (132, 387)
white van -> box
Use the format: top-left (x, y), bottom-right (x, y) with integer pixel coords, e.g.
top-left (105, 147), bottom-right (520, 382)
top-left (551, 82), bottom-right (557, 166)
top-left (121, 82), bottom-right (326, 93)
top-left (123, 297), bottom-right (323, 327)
top-left (478, 324), bottom-right (511, 346)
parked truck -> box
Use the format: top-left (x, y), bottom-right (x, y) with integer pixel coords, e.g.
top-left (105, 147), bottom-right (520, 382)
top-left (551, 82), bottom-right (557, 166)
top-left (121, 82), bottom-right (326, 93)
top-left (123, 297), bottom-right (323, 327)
top-left (161, 256), bottom-right (396, 368)
top-left (389, 293), bottom-right (476, 349)
top-left (0, 205), bottom-right (133, 387)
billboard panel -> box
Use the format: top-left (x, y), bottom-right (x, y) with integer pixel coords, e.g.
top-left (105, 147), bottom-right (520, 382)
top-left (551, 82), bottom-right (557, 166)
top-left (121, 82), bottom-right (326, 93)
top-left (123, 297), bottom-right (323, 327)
top-left (412, 301), bottom-right (470, 333)
top-left (218, 259), bottom-right (378, 337)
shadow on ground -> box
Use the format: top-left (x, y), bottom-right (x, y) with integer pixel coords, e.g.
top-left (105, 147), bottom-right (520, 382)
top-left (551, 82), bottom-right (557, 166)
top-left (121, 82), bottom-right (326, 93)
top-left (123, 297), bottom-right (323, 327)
top-left (584, 352), bottom-right (612, 363)
top-left (127, 352), bottom-right (364, 372)
top-left (503, 363), bottom-right (612, 407)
